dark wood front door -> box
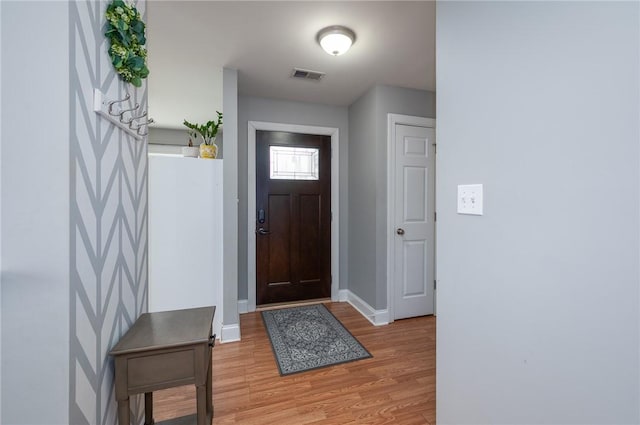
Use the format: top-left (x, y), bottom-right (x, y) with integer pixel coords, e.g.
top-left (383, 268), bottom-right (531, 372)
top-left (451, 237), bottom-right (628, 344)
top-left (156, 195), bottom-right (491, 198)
top-left (256, 130), bottom-right (331, 305)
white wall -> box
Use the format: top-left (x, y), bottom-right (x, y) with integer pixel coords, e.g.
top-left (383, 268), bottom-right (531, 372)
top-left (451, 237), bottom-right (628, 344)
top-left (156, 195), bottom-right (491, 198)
top-left (148, 156), bottom-right (224, 337)
top-left (147, 2), bottom-right (223, 128)
top-left (222, 69), bottom-right (239, 334)
top-left (237, 95), bottom-right (349, 301)
top-left (436, 2), bottom-right (640, 423)
top-left (0, 1), bottom-right (3, 419)
top-left (1, 2), bottom-right (70, 423)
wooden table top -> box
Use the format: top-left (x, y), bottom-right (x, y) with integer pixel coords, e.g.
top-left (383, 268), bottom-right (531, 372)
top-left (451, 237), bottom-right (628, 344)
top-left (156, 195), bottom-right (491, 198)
top-left (110, 306), bottom-right (216, 356)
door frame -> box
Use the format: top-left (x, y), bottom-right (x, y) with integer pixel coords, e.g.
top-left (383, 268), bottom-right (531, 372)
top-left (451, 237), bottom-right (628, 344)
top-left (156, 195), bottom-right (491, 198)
top-left (386, 114), bottom-right (436, 322)
top-left (247, 121), bottom-right (340, 312)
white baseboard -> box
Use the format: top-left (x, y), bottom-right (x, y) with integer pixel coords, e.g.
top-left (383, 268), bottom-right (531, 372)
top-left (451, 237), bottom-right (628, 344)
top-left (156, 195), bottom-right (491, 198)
top-left (339, 290), bottom-right (389, 326)
top-left (338, 289), bottom-right (349, 302)
top-left (238, 299), bottom-right (249, 314)
top-left (220, 323), bottom-right (241, 343)
top-left (240, 292), bottom-right (389, 326)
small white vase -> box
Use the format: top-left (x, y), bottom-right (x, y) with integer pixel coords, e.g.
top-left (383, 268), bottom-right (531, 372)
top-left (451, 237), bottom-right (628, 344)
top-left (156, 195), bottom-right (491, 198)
top-left (182, 146), bottom-right (199, 158)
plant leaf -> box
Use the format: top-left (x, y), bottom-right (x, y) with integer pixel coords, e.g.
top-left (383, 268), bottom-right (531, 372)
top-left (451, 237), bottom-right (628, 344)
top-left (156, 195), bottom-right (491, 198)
top-left (112, 55), bottom-right (123, 68)
top-left (127, 56), bottom-right (144, 71)
top-left (131, 20), bottom-right (144, 33)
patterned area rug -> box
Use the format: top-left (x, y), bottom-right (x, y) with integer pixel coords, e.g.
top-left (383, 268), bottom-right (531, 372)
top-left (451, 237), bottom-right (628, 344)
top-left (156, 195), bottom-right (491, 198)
top-left (261, 304), bottom-right (372, 375)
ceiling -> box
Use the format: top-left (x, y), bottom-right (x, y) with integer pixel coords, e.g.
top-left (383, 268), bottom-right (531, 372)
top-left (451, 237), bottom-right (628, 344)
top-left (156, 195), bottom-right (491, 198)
top-left (147, 1), bottom-right (435, 128)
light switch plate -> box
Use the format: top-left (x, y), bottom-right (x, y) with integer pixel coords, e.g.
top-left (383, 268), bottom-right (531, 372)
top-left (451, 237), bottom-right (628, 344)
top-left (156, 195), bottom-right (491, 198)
top-left (457, 184), bottom-right (483, 215)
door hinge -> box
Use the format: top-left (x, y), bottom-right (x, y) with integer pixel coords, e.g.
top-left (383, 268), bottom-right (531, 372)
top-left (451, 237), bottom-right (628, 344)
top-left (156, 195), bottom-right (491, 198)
top-left (434, 211), bottom-right (437, 222)
top-left (432, 142), bottom-right (437, 155)
top-left (434, 280), bottom-right (437, 290)
top-left (331, 211), bottom-right (333, 221)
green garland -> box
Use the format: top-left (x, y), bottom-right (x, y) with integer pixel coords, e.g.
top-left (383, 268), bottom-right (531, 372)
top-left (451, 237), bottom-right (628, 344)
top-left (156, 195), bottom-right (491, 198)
top-left (105, 0), bottom-right (149, 87)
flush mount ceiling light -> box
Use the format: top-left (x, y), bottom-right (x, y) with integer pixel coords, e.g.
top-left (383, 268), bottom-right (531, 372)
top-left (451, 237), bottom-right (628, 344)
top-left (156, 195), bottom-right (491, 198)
top-left (317, 25), bottom-right (356, 56)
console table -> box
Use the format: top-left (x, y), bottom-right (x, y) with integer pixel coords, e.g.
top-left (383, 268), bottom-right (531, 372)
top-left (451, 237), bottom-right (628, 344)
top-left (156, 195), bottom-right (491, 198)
top-left (109, 306), bottom-right (216, 425)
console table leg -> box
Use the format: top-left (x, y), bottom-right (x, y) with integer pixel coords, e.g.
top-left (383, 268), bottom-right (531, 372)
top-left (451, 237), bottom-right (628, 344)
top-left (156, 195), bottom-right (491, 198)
top-left (117, 398), bottom-right (130, 425)
top-left (196, 384), bottom-right (207, 425)
top-left (206, 361), bottom-right (213, 419)
top-left (144, 392), bottom-right (154, 425)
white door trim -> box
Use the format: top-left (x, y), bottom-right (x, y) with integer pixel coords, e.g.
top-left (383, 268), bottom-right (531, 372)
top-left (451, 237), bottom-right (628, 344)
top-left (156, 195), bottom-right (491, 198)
top-left (387, 114), bottom-right (436, 323)
top-left (248, 121), bottom-right (339, 312)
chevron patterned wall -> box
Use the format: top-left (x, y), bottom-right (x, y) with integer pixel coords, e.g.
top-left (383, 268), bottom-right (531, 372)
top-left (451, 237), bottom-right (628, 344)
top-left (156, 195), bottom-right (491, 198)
top-left (69, 1), bottom-right (148, 424)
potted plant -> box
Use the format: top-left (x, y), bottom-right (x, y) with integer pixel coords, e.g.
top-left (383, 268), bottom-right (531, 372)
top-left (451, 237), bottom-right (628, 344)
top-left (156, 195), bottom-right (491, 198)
top-left (183, 111), bottom-right (223, 159)
top-left (182, 129), bottom-right (200, 158)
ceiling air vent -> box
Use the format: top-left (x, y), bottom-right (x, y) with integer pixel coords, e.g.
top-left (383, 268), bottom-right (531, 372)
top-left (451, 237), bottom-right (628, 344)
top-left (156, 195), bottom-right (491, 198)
top-left (291, 68), bottom-right (325, 81)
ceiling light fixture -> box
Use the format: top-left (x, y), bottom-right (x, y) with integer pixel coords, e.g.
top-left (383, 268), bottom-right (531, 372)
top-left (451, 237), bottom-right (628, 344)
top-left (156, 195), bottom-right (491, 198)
top-left (317, 25), bottom-right (356, 56)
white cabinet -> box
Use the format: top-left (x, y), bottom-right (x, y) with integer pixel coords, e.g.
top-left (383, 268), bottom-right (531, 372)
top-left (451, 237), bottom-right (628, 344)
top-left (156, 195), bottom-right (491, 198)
top-left (148, 155), bottom-right (223, 338)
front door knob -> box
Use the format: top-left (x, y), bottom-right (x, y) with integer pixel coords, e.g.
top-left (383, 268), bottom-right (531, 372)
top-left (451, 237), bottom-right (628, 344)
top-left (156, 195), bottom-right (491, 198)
top-left (397, 228), bottom-right (405, 235)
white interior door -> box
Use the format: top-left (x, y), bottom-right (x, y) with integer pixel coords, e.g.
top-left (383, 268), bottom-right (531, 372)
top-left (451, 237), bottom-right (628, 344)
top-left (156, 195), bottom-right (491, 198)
top-left (393, 124), bottom-right (435, 319)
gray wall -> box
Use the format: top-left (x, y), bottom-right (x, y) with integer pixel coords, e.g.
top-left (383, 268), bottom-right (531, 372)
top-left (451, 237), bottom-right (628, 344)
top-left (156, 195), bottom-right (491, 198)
top-left (149, 127), bottom-right (187, 145)
top-left (0, 0), bottom-right (3, 414)
top-left (436, 2), bottom-right (639, 423)
top-left (237, 95), bottom-right (349, 301)
top-left (1, 1), bottom-right (4, 420)
top-left (348, 85), bottom-right (436, 309)
top-left (1, 1), bottom-right (148, 424)
top-left (148, 125), bottom-right (225, 157)
top-left (68, 1), bottom-right (149, 423)
top-left (222, 68), bottom-right (239, 328)
top-left (346, 89), bottom-right (377, 307)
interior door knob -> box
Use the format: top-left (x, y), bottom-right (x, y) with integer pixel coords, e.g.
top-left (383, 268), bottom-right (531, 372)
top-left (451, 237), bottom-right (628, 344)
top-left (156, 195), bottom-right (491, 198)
top-left (396, 228), bottom-right (405, 235)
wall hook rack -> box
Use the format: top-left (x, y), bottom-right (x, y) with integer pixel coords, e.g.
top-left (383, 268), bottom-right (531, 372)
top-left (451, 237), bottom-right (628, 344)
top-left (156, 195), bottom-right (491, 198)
top-left (93, 89), bottom-right (152, 140)
top-left (118, 103), bottom-right (142, 123)
top-left (126, 110), bottom-right (148, 126)
top-left (129, 112), bottom-right (154, 137)
top-left (107, 93), bottom-right (131, 115)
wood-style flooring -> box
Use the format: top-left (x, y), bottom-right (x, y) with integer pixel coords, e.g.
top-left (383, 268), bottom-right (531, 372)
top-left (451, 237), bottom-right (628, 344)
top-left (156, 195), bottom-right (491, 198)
top-left (153, 302), bottom-right (436, 424)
